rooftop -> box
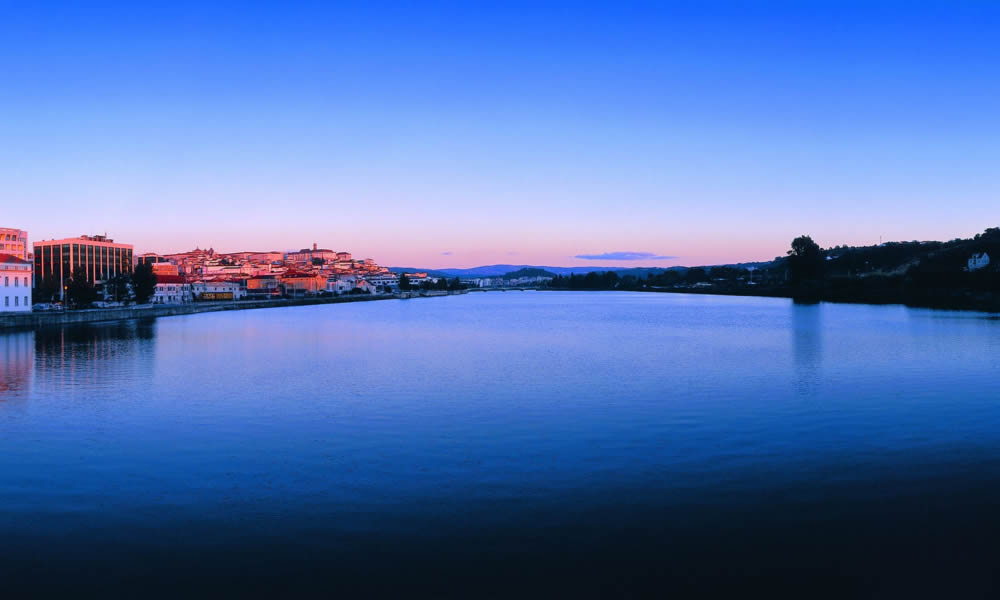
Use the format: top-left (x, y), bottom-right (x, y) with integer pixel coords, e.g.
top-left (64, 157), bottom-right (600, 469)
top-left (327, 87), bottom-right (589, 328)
top-left (0, 253), bottom-right (31, 265)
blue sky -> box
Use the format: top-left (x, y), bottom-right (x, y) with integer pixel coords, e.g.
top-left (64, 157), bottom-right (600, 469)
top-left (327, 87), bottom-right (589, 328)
top-left (2, 1), bottom-right (997, 267)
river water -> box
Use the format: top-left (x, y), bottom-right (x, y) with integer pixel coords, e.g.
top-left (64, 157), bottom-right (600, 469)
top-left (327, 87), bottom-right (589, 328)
top-left (2, 292), bottom-right (1000, 595)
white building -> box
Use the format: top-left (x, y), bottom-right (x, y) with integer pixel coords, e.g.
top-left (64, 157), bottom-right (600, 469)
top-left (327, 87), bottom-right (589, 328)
top-left (152, 275), bottom-right (193, 304)
top-left (368, 273), bottom-right (399, 292)
top-left (327, 274), bottom-right (357, 294)
top-left (968, 252), bottom-right (990, 271)
top-left (1, 253), bottom-right (32, 312)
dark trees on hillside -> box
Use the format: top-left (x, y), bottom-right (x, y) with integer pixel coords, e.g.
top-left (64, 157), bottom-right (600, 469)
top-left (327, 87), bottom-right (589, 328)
top-left (685, 268), bottom-right (708, 284)
top-left (787, 235), bottom-right (824, 283)
top-left (398, 273), bottom-right (411, 290)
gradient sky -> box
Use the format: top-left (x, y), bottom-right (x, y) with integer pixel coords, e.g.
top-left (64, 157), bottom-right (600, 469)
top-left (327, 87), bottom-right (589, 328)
top-left (2, 1), bottom-right (998, 267)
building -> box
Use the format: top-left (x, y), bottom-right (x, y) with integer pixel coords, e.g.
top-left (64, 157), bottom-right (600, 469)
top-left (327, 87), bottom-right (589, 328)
top-left (33, 235), bottom-right (133, 299)
top-left (281, 271), bottom-right (327, 296)
top-left (367, 273), bottom-right (399, 292)
top-left (192, 280), bottom-right (245, 301)
top-left (968, 252), bottom-right (991, 271)
top-left (0, 228), bottom-right (29, 261)
top-left (287, 243), bottom-right (339, 264)
top-left (1, 254), bottom-right (32, 312)
top-left (246, 275), bottom-right (282, 299)
top-left (152, 275), bottom-right (192, 304)
top-left (152, 263), bottom-right (180, 277)
top-left (137, 252), bottom-right (170, 265)
top-left (327, 274), bottom-right (356, 295)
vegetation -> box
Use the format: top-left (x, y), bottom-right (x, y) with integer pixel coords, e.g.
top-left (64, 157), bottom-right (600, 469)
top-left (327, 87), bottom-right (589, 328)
top-left (107, 273), bottom-right (133, 305)
top-left (787, 235), bottom-right (823, 283)
top-left (132, 262), bottom-right (157, 304)
top-left (502, 267), bottom-right (557, 280)
top-left (34, 274), bottom-right (61, 304)
top-left (399, 273), bottom-right (412, 291)
top-left (65, 267), bottom-right (97, 308)
top-left (546, 227), bottom-right (1000, 311)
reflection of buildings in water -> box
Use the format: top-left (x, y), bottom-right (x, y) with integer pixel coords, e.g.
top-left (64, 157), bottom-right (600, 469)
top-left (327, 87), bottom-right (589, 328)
top-left (33, 320), bottom-right (156, 391)
top-left (791, 301), bottom-right (822, 395)
top-left (0, 331), bottom-right (33, 396)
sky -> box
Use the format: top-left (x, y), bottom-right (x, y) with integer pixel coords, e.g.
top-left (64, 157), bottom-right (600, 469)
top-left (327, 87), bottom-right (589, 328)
top-left (2, 1), bottom-right (998, 268)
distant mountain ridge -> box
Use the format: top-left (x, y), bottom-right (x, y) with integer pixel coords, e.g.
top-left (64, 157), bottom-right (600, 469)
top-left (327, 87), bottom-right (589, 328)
top-left (391, 264), bottom-right (688, 278)
top-left (390, 262), bottom-right (775, 279)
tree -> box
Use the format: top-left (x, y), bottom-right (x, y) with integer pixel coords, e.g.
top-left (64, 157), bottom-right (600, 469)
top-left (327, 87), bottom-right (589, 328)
top-left (108, 273), bottom-right (133, 305)
top-left (133, 262), bottom-right (157, 304)
top-left (398, 273), bottom-right (411, 290)
top-left (65, 267), bottom-right (97, 308)
top-left (787, 235), bottom-right (824, 283)
top-left (448, 277), bottom-right (465, 291)
top-left (34, 274), bottom-right (61, 303)
top-left (685, 268), bottom-right (708, 284)
top-left (435, 277), bottom-right (449, 290)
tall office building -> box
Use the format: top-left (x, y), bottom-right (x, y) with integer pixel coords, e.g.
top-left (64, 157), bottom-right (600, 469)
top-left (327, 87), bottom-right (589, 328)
top-left (0, 228), bottom-right (29, 261)
top-left (33, 235), bottom-right (134, 299)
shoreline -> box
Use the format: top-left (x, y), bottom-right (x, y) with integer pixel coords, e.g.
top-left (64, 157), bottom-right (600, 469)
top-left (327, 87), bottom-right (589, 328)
top-left (0, 290), bottom-right (468, 331)
top-left (639, 286), bottom-right (1000, 313)
top-left (541, 286), bottom-right (1000, 313)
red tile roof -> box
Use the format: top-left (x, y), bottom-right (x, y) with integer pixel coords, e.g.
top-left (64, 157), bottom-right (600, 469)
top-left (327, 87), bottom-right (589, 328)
top-left (155, 275), bottom-right (188, 284)
top-left (0, 253), bottom-right (30, 264)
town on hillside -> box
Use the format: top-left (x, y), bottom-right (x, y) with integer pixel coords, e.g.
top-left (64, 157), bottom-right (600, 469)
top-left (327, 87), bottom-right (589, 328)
top-left (1, 228), bottom-right (461, 311)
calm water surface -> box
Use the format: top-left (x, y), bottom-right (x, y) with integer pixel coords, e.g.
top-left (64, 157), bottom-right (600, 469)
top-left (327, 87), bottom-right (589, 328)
top-left (2, 292), bottom-right (1000, 596)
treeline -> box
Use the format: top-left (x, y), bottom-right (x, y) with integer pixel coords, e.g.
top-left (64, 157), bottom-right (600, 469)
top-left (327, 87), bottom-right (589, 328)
top-left (398, 274), bottom-right (466, 292)
top-left (548, 266), bottom-right (758, 290)
top-left (34, 263), bottom-right (158, 308)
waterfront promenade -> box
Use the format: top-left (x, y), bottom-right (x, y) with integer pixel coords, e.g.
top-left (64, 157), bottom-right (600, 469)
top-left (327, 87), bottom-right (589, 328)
top-left (0, 290), bottom-right (467, 330)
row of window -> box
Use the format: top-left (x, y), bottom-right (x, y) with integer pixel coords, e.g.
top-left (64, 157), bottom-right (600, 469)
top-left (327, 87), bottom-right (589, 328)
top-left (3, 234), bottom-right (22, 241)
top-left (4, 276), bottom-right (29, 287)
top-left (4, 296), bottom-right (29, 307)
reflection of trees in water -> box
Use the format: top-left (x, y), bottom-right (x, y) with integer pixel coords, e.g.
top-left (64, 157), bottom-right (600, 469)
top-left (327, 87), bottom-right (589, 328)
top-left (33, 320), bottom-right (156, 390)
top-left (0, 331), bottom-right (33, 396)
top-left (791, 301), bottom-right (822, 396)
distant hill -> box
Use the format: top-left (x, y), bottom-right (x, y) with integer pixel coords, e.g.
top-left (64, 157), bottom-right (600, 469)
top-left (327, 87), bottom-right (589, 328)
top-left (502, 268), bottom-right (557, 280)
top-left (390, 264), bottom-right (690, 278)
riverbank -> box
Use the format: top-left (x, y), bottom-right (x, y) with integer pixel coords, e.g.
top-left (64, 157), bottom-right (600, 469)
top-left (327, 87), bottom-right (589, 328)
top-left (639, 285), bottom-right (1000, 313)
top-left (0, 290), bottom-right (468, 330)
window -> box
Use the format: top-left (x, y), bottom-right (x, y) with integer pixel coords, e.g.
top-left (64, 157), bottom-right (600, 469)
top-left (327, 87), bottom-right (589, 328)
top-left (3, 276), bottom-right (7, 286)
top-left (23, 277), bottom-right (27, 286)
top-left (14, 296), bottom-right (18, 306)
top-left (14, 277), bottom-right (18, 287)
top-left (24, 296), bottom-right (28, 306)
top-left (4, 297), bottom-right (7, 306)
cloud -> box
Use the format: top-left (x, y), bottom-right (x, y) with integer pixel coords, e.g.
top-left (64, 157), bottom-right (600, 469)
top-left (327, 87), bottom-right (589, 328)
top-left (575, 251), bottom-right (677, 261)
top-left (441, 251), bottom-right (453, 256)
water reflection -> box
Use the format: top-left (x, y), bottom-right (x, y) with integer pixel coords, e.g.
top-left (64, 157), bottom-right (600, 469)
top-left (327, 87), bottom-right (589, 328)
top-left (0, 331), bottom-right (33, 397)
top-left (32, 320), bottom-right (156, 392)
top-left (791, 302), bottom-right (822, 395)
